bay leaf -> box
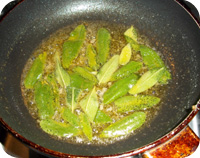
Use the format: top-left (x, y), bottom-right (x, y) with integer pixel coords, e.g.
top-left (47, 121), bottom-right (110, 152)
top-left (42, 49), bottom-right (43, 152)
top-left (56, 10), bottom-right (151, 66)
top-left (114, 95), bottom-right (160, 112)
top-left (79, 87), bottom-right (99, 122)
top-left (97, 55), bottom-right (119, 85)
top-left (55, 53), bottom-right (70, 88)
top-left (129, 67), bottom-right (165, 94)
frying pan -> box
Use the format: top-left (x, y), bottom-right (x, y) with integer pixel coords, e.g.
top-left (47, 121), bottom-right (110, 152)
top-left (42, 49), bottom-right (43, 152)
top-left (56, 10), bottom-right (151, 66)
top-left (0, 0), bottom-right (200, 157)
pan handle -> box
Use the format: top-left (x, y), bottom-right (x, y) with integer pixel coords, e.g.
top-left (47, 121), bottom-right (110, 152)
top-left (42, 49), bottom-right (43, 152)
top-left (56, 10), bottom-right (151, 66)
top-left (142, 126), bottom-right (200, 158)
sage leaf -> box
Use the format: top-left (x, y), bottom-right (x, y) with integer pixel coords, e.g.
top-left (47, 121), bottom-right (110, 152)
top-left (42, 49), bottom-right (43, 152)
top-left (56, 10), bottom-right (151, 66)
top-left (66, 86), bottom-right (82, 112)
top-left (124, 26), bottom-right (140, 51)
top-left (40, 119), bottom-right (80, 137)
top-left (73, 66), bottom-right (97, 83)
top-left (34, 81), bottom-right (55, 120)
top-left (111, 61), bottom-right (142, 81)
top-left (124, 26), bottom-right (138, 42)
top-left (87, 44), bottom-right (98, 70)
top-left (97, 28), bottom-right (111, 65)
top-left (69, 73), bottom-right (95, 90)
top-left (129, 67), bottom-right (165, 94)
top-left (115, 95), bottom-right (160, 112)
top-left (55, 53), bottom-right (70, 88)
top-left (46, 73), bottom-right (60, 109)
top-left (62, 24), bottom-right (86, 68)
top-left (94, 110), bottom-right (112, 124)
top-left (79, 113), bottom-right (93, 141)
top-left (97, 55), bottom-right (119, 84)
top-left (100, 112), bottom-right (146, 138)
top-left (62, 107), bottom-right (80, 127)
top-left (119, 43), bottom-right (132, 65)
top-left (103, 74), bottom-right (138, 104)
top-left (80, 87), bottom-right (99, 122)
top-left (24, 52), bottom-right (47, 89)
top-left (139, 45), bottom-right (171, 84)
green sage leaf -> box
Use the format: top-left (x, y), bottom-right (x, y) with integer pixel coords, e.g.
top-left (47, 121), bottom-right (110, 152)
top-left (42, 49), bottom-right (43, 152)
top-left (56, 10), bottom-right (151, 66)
top-left (115, 95), bottom-right (160, 112)
top-left (97, 55), bottom-right (119, 84)
top-left (100, 112), bottom-right (146, 138)
top-left (111, 61), bottom-right (142, 81)
top-left (94, 110), bottom-right (112, 124)
top-left (97, 28), bottom-right (111, 65)
top-left (87, 44), bottom-right (98, 70)
top-left (34, 81), bottom-right (55, 120)
top-left (139, 45), bottom-right (171, 84)
top-left (80, 87), bottom-right (99, 122)
top-left (103, 74), bottom-right (138, 104)
top-left (55, 53), bottom-right (70, 88)
top-left (79, 113), bottom-right (93, 141)
top-left (124, 26), bottom-right (140, 51)
top-left (73, 66), bottom-right (97, 83)
top-left (129, 67), bottom-right (165, 94)
top-left (66, 86), bottom-right (82, 112)
top-left (62, 24), bottom-right (86, 68)
top-left (62, 107), bottom-right (80, 127)
top-left (69, 73), bottom-right (95, 90)
top-left (24, 52), bottom-right (47, 89)
top-left (40, 119), bottom-right (80, 137)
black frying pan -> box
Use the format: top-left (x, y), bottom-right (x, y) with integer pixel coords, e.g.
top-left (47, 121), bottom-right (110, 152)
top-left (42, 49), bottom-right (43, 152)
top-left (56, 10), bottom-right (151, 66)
top-left (0, 0), bottom-right (200, 157)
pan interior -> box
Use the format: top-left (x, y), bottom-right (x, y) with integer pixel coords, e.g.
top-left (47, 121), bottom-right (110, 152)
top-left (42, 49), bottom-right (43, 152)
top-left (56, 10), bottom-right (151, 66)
top-left (0, 0), bottom-right (200, 156)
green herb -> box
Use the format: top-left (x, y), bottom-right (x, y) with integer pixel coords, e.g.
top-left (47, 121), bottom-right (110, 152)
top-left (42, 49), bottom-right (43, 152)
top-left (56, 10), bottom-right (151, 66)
top-left (80, 87), bottom-right (99, 122)
top-left (129, 67), bottom-right (165, 94)
top-left (124, 26), bottom-right (140, 51)
top-left (62, 24), bottom-right (86, 68)
top-left (24, 52), bottom-right (47, 89)
top-left (103, 74), bottom-right (138, 104)
top-left (34, 81), bottom-right (55, 120)
top-left (40, 119), bottom-right (80, 137)
top-left (111, 61), bottom-right (142, 81)
top-left (97, 55), bottom-right (119, 84)
top-left (79, 113), bottom-right (93, 141)
top-left (139, 45), bottom-right (171, 84)
top-left (119, 43), bottom-right (132, 65)
top-left (62, 107), bottom-right (80, 127)
top-left (69, 73), bottom-right (95, 90)
top-left (87, 44), bottom-right (98, 70)
top-left (115, 95), bottom-right (160, 112)
top-left (55, 53), bottom-right (70, 88)
top-left (94, 110), bottom-right (112, 124)
top-left (97, 28), bottom-right (111, 65)
top-left (46, 73), bottom-right (60, 109)
top-left (73, 66), bottom-right (97, 83)
top-left (66, 86), bottom-right (82, 112)
top-left (100, 112), bottom-right (146, 138)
